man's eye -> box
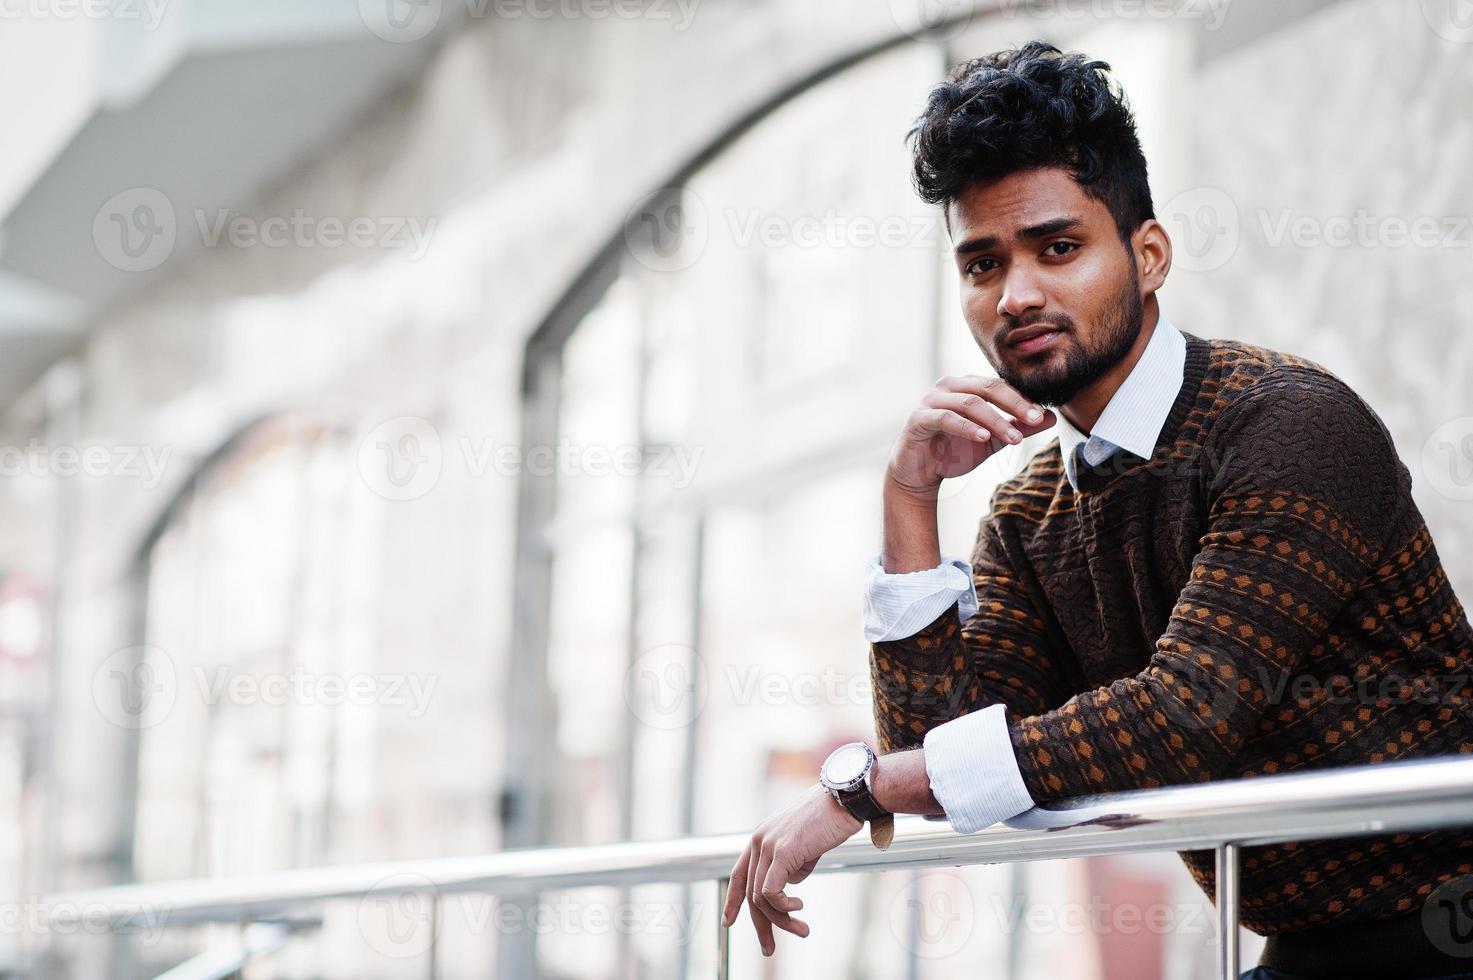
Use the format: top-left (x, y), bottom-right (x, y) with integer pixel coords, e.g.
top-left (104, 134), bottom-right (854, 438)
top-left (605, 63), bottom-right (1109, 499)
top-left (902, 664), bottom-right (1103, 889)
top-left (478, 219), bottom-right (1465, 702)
top-left (1045, 242), bottom-right (1079, 257)
top-left (967, 259), bottom-right (998, 275)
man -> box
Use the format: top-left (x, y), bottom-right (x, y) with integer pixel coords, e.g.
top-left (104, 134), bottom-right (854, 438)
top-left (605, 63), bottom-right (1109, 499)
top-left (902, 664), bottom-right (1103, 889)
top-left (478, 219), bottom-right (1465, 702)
top-left (722, 40), bottom-right (1473, 979)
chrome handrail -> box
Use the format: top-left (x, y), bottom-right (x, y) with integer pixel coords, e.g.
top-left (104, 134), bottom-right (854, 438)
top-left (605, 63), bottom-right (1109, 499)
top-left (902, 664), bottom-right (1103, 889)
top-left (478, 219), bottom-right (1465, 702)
top-left (42, 755), bottom-right (1473, 979)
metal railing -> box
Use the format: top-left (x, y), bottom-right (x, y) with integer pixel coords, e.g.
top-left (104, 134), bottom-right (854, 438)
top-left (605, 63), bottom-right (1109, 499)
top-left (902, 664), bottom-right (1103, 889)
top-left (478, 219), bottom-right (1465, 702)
top-left (42, 755), bottom-right (1473, 979)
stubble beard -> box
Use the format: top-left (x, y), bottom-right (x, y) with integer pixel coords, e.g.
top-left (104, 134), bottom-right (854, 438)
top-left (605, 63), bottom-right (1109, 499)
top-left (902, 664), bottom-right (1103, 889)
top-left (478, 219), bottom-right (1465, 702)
top-left (992, 268), bottom-right (1144, 408)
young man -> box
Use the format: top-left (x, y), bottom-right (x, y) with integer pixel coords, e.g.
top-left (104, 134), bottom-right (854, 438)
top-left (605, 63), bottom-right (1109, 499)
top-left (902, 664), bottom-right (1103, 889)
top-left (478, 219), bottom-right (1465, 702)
top-left (723, 40), bottom-right (1473, 979)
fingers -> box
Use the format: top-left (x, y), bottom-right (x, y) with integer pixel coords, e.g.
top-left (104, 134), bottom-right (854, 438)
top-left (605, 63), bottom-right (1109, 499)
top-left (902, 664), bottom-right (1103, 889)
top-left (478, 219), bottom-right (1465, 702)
top-left (923, 392), bottom-right (1026, 446)
top-left (913, 407), bottom-right (994, 445)
top-left (1016, 406), bottom-right (1057, 437)
top-left (721, 845), bottom-right (750, 927)
top-left (749, 841), bottom-right (800, 938)
top-left (744, 847), bottom-right (776, 956)
top-left (761, 857), bottom-right (811, 938)
top-left (726, 835), bottom-right (813, 957)
top-left (936, 374), bottom-right (1046, 426)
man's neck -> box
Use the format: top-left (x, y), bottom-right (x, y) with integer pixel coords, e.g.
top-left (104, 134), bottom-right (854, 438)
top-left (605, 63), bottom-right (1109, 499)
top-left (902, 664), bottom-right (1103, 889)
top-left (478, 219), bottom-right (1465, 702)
top-left (1059, 297), bottom-right (1160, 436)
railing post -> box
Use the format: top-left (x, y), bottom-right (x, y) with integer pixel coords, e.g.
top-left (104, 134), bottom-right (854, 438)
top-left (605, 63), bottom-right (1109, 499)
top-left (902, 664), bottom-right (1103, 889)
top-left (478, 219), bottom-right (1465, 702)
top-left (716, 877), bottom-right (730, 980)
top-left (1216, 842), bottom-right (1240, 980)
top-left (427, 895), bottom-right (439, 980)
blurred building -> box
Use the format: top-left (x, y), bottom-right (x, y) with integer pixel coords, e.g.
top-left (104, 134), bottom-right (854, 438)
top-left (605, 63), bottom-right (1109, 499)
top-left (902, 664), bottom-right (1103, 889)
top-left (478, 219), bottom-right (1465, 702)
top-left (0, 1), bottom-right (1468, 977)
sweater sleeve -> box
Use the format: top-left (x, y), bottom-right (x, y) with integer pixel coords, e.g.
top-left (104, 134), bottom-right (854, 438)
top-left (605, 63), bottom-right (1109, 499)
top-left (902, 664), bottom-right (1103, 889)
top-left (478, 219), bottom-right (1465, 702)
top-left (869, 503), bottom-right (1075, 754)
top-left (1008, 380), bottom-right (1407, 800)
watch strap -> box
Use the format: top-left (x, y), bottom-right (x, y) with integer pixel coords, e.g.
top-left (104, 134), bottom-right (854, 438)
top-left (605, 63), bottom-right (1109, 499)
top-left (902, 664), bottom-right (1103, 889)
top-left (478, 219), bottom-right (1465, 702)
top-left (835, 779), bottom-right (894, 850)
top-left (869, 812), bottom-right (894, 850)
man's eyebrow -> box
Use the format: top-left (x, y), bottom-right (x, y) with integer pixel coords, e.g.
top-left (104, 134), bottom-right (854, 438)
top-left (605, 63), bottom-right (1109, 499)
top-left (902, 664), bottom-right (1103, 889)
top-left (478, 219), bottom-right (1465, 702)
top-left (953, 216), bottom-right (1086, 257)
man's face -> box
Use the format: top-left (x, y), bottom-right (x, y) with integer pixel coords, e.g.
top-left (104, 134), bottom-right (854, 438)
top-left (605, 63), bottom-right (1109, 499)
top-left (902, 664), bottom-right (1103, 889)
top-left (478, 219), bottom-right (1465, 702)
top-left (947, 166), bottom-right (1143, 407)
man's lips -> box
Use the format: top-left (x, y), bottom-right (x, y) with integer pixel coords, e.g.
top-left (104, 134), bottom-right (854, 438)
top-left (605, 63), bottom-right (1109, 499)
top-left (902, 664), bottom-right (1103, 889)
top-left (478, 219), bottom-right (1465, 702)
top-left (1006, 325), bottom-right (1064, 351)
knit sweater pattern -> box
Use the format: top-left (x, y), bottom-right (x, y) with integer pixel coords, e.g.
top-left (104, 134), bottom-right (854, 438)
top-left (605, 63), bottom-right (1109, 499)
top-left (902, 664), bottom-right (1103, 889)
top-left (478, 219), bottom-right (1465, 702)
top-left (869, 331), bottom-right (1473, 935)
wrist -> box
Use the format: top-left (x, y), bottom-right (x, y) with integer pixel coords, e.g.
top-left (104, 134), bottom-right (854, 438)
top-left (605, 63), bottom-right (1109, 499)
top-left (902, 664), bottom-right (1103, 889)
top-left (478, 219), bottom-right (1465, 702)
top-left (870, 748), bottom-right (943, 817)
top-left (883, 470), bottom-right (942, 507)
top-left (880, 482), bottom-right (942, 574)
top-left (820, 785), bottom-right (863, 831)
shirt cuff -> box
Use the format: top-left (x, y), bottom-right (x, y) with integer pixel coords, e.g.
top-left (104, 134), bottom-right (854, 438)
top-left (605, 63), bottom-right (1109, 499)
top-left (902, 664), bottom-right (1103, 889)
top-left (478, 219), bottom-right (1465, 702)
top-left (861, 551), bottom-right (979, 642)
top-left (922, 703), bottom-right (1036, 834)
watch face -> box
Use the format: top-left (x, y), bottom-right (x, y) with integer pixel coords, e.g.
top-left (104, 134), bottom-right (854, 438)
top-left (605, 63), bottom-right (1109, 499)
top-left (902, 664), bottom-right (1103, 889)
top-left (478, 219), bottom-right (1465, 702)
top-left (821, 742), bottom-right (871, 790)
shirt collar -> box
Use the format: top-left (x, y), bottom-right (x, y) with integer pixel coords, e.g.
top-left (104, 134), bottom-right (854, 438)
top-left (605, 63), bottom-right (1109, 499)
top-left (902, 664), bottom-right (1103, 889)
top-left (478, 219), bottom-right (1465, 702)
top-left (1055, 313), bottom-right (1187, 490)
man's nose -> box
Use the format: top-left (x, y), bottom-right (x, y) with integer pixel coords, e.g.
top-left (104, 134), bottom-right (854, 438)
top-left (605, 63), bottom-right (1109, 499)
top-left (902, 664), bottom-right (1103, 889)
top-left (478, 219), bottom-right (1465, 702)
top-left (996, 265), bottom-right (1046, 320)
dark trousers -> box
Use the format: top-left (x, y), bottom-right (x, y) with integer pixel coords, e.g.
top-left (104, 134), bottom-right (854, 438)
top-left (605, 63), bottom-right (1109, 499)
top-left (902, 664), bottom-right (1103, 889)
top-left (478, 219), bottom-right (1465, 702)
top-left (1241, 970), bottom-right (1473, 980)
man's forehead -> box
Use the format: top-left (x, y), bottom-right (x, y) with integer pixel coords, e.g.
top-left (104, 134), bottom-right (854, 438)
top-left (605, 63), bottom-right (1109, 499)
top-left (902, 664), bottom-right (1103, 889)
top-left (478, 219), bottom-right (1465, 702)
top-left (946, 169), bottom-right (1099, 239)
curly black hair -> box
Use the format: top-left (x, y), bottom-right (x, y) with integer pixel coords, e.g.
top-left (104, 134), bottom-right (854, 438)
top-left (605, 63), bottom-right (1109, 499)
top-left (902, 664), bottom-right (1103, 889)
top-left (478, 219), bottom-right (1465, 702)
top-left (908, 39), bottom-right (1154, 243)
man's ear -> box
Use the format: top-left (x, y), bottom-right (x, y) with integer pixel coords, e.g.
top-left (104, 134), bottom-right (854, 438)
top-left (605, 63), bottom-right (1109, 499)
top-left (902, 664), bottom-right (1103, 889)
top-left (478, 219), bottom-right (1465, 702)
top-left (1133, 218), bottom-right (1172, 294)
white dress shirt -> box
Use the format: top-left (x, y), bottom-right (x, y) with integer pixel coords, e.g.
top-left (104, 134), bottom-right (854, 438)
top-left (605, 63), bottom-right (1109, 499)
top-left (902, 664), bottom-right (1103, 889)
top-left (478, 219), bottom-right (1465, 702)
top-left (864, 314), bottom-right (1188, 833)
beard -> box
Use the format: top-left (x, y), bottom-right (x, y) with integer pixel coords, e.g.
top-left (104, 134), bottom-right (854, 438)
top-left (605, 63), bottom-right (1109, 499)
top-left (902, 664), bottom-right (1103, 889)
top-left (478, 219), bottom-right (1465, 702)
top-left (992, 267), bottom-right (1144, 407)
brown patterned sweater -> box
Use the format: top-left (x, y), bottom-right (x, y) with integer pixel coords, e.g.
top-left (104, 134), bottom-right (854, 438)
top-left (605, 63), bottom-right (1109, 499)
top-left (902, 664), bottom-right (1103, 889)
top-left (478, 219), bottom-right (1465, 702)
top-left (869, 330), bottom-right (1473, 935)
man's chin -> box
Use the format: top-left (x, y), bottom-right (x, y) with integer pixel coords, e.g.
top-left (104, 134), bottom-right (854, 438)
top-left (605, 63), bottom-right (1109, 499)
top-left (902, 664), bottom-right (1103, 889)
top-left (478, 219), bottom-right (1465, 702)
top-left (1007, 374), bottom-right (1092, 407)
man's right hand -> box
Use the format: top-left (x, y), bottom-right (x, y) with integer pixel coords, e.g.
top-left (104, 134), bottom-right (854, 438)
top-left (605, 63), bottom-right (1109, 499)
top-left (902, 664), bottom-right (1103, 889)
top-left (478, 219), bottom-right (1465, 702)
top-left (885, 375), bottom-right (1056, 500)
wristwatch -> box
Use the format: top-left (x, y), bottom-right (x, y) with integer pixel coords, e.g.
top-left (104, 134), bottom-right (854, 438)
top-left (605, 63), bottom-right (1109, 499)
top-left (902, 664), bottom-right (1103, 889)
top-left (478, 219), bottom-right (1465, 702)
top-left (819, 741), bottom-right (895, 850)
